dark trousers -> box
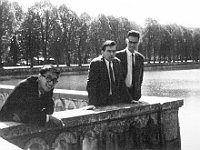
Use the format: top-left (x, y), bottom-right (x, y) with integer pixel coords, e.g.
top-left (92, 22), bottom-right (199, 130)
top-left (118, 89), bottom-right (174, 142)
top-left (128, 86), bottom-right (139, 101)
top-left (106, 94), bottom-right (119, 105)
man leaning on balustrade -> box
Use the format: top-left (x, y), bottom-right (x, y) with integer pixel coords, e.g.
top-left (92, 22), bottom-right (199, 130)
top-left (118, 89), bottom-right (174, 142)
top-left (0, 64), bottom-right (65, 128)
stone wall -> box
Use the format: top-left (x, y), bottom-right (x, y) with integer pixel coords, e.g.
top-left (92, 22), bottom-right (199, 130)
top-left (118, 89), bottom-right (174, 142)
top-left (0, 137), bottom-right (22, 150)
top-left (0, 85), bottom-right (88, 111)
top-left (0, 85), bottom-right (183, 150)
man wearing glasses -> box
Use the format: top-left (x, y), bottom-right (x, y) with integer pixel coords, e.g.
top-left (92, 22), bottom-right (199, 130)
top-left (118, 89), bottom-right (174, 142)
top-left (0, 64), bottom-right (64, 127)
top-left (116, 30), bottom-right (144, 102)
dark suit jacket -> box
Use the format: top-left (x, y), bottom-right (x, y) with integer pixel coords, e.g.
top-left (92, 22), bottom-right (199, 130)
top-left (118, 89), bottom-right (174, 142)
top-left (0, 76), bottom-right (54, 126)
top-left (86, 56), bottom-right (132, 106)
top-left (116, 49), bottom-right (144, 100)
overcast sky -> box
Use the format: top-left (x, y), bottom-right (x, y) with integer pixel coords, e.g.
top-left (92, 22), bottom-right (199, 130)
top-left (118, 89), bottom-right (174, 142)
top-left (10, 0), bottom-right (200, 28)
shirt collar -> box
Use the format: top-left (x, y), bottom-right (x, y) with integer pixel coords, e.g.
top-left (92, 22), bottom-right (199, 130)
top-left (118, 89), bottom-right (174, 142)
top-left (126, 48), bottom-right (135, 56)
top-left (104, 58), bottom-right (113, 65)
top-left (104, 58), bottom-right (114, 69)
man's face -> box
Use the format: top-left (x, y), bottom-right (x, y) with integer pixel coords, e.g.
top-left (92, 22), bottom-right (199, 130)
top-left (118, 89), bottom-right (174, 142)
top-left (127, 36), bottom-right (139, 53)
top-left (39, 71), bottom-right (59, 92)
top-left (102, 45), bottom-right (117, 62)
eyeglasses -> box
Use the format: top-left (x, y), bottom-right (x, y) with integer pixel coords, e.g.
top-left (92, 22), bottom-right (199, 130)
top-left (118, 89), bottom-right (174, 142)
top-left (128, 41), bottom-right (139, 44)
top-left (106, 50), bottom-right (117, 53)
top-left (42, 75), bottom-right (58, 84)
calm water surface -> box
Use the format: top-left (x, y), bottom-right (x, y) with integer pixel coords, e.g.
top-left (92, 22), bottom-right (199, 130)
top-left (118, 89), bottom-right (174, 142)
top-left (1, 69), bottom-right (200, 150)
top-left (143, 69), bottom-right (200, 150)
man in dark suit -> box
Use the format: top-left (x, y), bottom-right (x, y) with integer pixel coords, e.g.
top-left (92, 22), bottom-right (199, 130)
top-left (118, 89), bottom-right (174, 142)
top-left (87, 40), bottom-right (132, 106)
top-left (116, 30), bottom-right (144, 101)
top-left (0, 64), bottom-right (64, 127)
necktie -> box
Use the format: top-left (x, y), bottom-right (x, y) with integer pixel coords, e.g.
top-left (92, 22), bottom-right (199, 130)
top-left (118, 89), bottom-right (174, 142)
top-left (132, 53), bottom-right (135, 67)
top-left (109, 62), bottom-right (115, 95)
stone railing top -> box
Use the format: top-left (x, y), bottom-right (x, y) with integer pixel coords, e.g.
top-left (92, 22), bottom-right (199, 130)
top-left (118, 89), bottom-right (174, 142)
top-left (0, 96), bottom-right (183, 139)
top-left (140, 96), bottom-right (184, 110)
top-left (0, 85), bottom-right (14, 90)
top-left (0, 84), bottom-right (88, 98)
top-left (0, 137), bottom-right (22, 150)
top-left (0, 84), bottom-right (88, 95)
top-left (54, 88), bottom-right (87, 96)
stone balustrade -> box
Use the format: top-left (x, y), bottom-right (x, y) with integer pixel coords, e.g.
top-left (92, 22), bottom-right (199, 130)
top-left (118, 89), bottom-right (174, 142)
top-left (0, 85), bottom-right (183, 150)
top-left (0, 99), bottom-right (183, 149)
top-left (0, 137), bottom-right (22, 150)
top-left (0, 85), bottom-right (88, 111)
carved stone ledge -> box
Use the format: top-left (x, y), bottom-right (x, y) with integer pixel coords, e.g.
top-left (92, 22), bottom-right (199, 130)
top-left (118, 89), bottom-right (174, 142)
top-left (0, 87), bottom-right (183, 150)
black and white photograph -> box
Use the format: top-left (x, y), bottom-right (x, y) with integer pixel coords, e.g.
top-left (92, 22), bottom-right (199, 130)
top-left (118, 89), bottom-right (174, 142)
top-left (0, 0), bottom-right (199, 149)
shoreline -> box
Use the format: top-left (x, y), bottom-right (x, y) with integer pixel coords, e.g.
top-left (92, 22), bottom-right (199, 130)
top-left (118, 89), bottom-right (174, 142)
top-left (144, 62), bottom-right (200, 71)
top-left (0, 62), bottom-right (199, 81)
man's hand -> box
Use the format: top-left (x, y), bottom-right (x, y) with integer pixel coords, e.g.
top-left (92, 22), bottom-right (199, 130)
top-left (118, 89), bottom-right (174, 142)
top-left (131, 100), bottom-right (141, 104)
top-left (45, 115), bottom-right (65, 128)
top-left (13, 113), bottom-right (21, 122)
top-left (80, 105), bottom-right (96, 110)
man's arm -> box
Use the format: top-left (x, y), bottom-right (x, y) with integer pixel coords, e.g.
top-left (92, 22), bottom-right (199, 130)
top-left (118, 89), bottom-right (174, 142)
top-left (117, 60), bottom-right (132, 103)
top-left (140, 57), bottom-right (144, 85)
top-left (0, 83), bottom-right (29, 121)
top-left (86, 61), bottom-right (99, 105)
top-left (42, 91), bottom-right (55, 115)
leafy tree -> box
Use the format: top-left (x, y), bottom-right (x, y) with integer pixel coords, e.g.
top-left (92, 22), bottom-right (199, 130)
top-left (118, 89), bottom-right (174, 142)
top-left (143, 18), bottom-right (157, 63)
top-left (170, 24), bottom-right (184, 62)
top-left (29, 0), bottom-right (56, 64)
top-left (58, 4), bottom-right (78, 66)
top-left (150, 21), bottom-right (162, 63)
top-left (76, 12), bottom-right (90, 66)
top-left (88, 18), bottom-right (101, 57)
top-left (159, 25), bottom-right (171, 63)
top-left (9, 34), bottom-right (19, 65)
top-left (98, 14), bottom-right (112, 41)
top-left (19, 8), bottom-right (41, 67)
top-left (192, 29), bottom-right (200, 62)
top-left (181, 26), bottom-right (193, 62)
top-left (107, 16), bottom-right (120, 43)
top-left (164, 24), bottom-right (180, 62)
top-left (7, 2), bottom-right (23, 66)
top-left (118, 17), bottom-right (132, 50)
top-left (49, 8), bottom-right (64, 66)
top-left (0, 0), bottom-right (15, 67)
top-left (0, 0), bottom-right (199, 67)
top-left (10, 1), bottom-right (23, 32)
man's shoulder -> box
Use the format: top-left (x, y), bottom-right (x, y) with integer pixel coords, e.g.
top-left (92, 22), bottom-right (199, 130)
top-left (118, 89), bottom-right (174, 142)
top-left (116, 49), bottom-right (126, 60)
top-left (116, 49), bottom-right (126, 54)
top-left (90, 56), bottom-right (103, 63)
top-left (23, 75), bottom-right (38, 83)
top-left (16, 76), bottom-right (38, 88)
top-left (135, 51), bottom-right (145, 59)
top-left (113, 57), bottom-right (120, 62)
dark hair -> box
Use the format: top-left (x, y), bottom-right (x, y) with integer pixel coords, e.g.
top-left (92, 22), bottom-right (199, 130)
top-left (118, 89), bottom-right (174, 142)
top-left (102, 40), bottom-right (116, 51)
top-left (39, 64), bottom-right (60, 77)
top-left (127, 30), bottom-right (140, 39)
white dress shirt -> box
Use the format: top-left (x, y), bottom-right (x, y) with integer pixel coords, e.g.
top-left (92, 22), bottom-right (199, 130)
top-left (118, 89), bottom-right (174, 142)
top-left (125, 49), bottom-right (135, 88)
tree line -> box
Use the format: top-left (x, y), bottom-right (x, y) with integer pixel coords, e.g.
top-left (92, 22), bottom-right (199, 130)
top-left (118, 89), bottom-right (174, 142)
top-left (1, 0), bottom-right (200, 68)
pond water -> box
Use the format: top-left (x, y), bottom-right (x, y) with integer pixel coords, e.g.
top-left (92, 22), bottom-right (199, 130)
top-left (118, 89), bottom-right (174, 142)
top-left (142, 69), bottom-right (200, 150)
top-left (1, 69), bottom-right (200, 150)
